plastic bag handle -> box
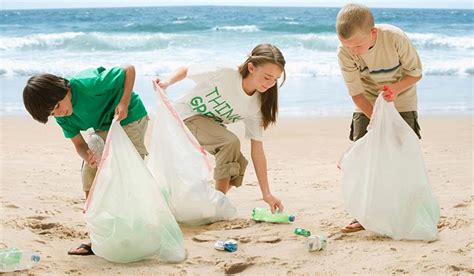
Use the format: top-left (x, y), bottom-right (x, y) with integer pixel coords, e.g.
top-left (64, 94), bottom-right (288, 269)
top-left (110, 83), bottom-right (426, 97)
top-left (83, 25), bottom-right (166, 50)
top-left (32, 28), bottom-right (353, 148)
top-left (154, 86), bottom-right (212, 171)
top-left (83, 119), bottom-right (119, 213)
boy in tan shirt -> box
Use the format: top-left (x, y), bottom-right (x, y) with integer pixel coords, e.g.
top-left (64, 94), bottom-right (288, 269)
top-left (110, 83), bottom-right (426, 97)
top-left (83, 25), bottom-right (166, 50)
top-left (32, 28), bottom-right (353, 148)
top-left (336, 3), bottom-right (423, 233)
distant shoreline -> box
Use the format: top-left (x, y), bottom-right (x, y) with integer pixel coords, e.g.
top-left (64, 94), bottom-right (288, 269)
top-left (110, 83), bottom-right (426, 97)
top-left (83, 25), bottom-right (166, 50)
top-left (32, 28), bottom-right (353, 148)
top-left (2, 75), bottom-right (472, 117)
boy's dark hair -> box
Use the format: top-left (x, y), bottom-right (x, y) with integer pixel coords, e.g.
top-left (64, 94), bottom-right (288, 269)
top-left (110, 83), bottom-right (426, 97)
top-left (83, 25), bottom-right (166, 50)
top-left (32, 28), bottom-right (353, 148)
top-left (23, 74), bottom-right (69, 123)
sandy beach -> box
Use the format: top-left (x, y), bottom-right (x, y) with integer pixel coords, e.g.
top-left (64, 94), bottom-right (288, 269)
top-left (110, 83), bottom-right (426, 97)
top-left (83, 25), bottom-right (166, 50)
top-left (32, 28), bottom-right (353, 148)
top-left (1, 114), bottom-right (472, 275)
top-left (1, 2), bottom-right (473, 274)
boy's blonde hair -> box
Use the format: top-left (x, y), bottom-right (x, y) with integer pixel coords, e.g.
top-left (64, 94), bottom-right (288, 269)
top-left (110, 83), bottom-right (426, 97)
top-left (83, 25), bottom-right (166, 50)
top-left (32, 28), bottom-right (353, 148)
top-left (336, 3), bottom-right (374, 39)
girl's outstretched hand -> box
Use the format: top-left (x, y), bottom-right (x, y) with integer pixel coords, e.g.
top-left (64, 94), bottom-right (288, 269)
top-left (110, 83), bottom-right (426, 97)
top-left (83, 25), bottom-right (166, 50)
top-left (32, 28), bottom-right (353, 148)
top-left (153, 78), bottom-right (170, 90)
top-left (263, 193), bottom-right (284, 213)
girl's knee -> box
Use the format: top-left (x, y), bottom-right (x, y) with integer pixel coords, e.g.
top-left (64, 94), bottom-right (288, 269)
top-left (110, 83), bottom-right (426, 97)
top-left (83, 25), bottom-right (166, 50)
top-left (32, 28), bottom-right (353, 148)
top-left (222, 133), bottom-right (241, 151)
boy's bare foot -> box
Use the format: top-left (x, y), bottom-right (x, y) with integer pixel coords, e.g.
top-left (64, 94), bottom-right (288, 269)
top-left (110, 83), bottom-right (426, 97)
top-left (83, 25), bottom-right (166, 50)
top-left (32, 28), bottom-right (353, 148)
top-left (67, 243), bottom-right (94, 256)
top-left (341, 219), bottom-right (365, 233)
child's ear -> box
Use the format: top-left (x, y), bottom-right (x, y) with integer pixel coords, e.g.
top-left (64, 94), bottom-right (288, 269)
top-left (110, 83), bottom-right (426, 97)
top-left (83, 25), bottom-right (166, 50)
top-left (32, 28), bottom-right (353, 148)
top-left (370, 27), bottom-right (377, 36)
top-left (247, 62), bottom-right (255, 73)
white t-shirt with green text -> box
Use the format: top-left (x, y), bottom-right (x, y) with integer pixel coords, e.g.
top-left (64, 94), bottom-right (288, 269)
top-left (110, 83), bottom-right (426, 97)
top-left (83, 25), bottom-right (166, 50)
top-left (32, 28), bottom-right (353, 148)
top-left (174, 65), bottom-right (263, 141)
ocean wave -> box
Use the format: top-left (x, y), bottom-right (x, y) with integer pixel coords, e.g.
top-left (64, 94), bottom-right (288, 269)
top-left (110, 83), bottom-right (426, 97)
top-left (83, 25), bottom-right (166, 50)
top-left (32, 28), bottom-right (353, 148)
top-left (0, 32), bottom-right (82, 51)
top-left (176, 16), bottom-right (191, 20)
top-left (261, 24), bottom-right (334, 34)
top-left (274, 34), bottom-right (339, 51)
top-left (2, 56), bottom-right (472, 78)
top-left (408, 33), bottom-right (474, 50)
top-left (277, 32), bottom-right (474, 51)
top-left (0, 32), bottom-right (203, 51)
top-left (423, 66), bottom-right (474, 76)
top-left (0, 37), bottom-right (473, 78)
top-left (212, 25), bottom-right (260, 32)
top-left (2, 30), bottom-right (472, 53)
top-left (0, 48), bottom-right (212, 77)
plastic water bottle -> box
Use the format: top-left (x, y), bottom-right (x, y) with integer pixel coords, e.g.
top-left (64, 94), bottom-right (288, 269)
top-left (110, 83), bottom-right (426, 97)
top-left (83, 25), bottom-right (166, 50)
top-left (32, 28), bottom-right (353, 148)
top-left (294, 228), bottom-right (311, 237)
top-left (306, 235), bottom-right (327, 251)
top-left (0, 248), bottom-right (41, 272)
top-left (251, 208), bottom-right (295, 223)
top-left (87, 133), bottom-right (105, 165)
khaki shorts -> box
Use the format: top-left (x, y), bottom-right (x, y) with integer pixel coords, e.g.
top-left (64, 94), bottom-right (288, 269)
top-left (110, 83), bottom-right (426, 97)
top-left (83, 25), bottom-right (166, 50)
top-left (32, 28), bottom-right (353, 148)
top-left (349, 111), bottom-right (421, 142)
top-left (82, 116), bottom-right (148, 191)
top-left (184, 115), bottom-right (248, 187)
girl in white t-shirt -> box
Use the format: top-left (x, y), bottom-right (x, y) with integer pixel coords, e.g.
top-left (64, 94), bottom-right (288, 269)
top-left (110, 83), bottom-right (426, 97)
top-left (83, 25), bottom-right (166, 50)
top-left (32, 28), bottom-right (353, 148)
top-left (154, 44), bottom-right (286, 212)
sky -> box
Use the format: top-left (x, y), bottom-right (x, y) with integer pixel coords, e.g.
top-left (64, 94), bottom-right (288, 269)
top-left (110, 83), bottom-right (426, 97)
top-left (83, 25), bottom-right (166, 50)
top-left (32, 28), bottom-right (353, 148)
top-left (1, 0), bottom-right (473, 10)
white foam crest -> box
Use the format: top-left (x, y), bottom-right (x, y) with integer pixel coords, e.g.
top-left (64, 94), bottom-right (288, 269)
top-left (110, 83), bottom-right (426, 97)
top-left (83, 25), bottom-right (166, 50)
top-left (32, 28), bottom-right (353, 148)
top-left (408, 32), bottom-right (474, 50)
top-left (212, 25), bottom-right (260, 32)
top-left (0, 32), bottom-right (199, 51)
top-left (0, 32), bottom-right (83, 51)
top-left (274, 33), bottom-right (339, 51)
top-left (1, 45), bottom-right (473, 77)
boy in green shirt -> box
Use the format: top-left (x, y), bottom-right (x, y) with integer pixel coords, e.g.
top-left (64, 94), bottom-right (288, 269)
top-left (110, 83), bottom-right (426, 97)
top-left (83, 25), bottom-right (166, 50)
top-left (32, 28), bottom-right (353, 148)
top-left (23, 64), bottom-right (148, 255)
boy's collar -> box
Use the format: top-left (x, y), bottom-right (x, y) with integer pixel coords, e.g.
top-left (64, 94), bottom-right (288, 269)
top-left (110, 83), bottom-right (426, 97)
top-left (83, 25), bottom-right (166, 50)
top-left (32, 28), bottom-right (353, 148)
top-left (363, 28), bottom-right (379, 55)
top-left (68, 86), bottom-right (77, 107)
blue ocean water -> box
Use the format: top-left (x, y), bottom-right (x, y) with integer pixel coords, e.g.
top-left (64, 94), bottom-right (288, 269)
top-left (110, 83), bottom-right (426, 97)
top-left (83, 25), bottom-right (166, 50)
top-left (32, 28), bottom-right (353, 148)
top-left (0, 6), bottom-right (472, 115)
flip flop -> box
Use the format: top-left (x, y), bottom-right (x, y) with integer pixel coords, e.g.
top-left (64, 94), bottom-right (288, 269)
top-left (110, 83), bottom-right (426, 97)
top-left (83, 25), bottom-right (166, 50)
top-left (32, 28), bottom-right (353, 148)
top-left (67, 243), bottom-right (94, 256)
top-left (341, 219), bottom-right (365, 233)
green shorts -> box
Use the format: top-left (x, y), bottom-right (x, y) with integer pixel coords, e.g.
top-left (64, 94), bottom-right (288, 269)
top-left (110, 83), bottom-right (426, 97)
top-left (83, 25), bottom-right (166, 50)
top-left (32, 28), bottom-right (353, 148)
top-left (349, 111), bottom-right (421, 142)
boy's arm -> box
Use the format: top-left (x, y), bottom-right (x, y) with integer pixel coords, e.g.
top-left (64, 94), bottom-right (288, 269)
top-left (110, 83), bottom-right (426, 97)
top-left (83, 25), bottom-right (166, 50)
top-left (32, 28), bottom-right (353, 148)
top-left (115, 64), bottom-right (136, 120)
top-left (352, 94), bottom-right (374, 118)
top-left (384, 33), bottom-right (423, 101)
top-left (356, 74), bottom-right (422, 113)
top-left (71, 133), bottom-right (97, 168)
top-left (153, 66), bottom-right (188, 90)
top-left (250, 139), bottom-right (284, 213)
top-left (338, 48), bottom-right (374, 116)
top-left (383, 75), bottom-right (422, 102)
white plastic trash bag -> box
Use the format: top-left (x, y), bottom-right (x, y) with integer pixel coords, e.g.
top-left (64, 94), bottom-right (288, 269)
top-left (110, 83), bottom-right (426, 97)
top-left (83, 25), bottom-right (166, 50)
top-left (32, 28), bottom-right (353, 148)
top-left (84, 119), bottom-right (186, 263)
top-left (340, 94), bottom-right (439, 241)
top-left (147, 86), bottom-right (237, 226)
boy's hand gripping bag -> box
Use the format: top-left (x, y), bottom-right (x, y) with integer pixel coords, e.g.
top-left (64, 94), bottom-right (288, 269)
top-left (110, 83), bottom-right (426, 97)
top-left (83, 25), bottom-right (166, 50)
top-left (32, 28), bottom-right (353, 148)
top-left (147, 86), bottom-right (237, 226)
top-left (340, 94), bottom-right (440, 241)
top-left (84, 120), bottom-right (186, 263)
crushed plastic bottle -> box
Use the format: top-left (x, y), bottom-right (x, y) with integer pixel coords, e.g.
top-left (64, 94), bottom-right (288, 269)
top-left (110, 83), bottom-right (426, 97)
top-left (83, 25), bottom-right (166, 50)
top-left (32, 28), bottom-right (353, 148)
top-left (0, 248), bottom-right (40, 273)
top-left (214, 239), bottom-right (238, 252)
top-left (306, 235), bottom-right (327, 251)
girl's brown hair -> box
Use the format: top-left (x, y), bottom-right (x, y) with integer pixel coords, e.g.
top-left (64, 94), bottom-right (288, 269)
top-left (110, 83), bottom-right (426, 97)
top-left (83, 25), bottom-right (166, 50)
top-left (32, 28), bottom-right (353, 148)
top-left (239, 43), bottom-right (286, 129)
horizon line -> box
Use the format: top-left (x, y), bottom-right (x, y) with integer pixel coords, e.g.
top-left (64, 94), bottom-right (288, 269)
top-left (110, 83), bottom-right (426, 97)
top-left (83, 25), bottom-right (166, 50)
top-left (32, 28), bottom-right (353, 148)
top-left (2, 4), bottom-right (473, 11)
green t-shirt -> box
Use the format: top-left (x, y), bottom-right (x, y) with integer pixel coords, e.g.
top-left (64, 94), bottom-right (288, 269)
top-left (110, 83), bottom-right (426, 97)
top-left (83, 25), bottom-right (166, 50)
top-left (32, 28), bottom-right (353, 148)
top-left (55, 66), bottom-right (147, 138)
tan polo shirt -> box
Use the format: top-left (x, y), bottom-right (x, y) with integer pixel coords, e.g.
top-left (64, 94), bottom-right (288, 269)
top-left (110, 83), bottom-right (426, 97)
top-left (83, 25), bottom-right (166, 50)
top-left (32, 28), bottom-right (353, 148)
top-left (337, 24), bottom-right (422, 112)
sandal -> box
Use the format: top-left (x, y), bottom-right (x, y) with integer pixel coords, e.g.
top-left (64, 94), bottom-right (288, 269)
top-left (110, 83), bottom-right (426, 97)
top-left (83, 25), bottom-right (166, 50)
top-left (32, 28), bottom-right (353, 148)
top-left (341, 219), bottom-right (365, 233)
top-left (67, 243), bottom-right (94, 256)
